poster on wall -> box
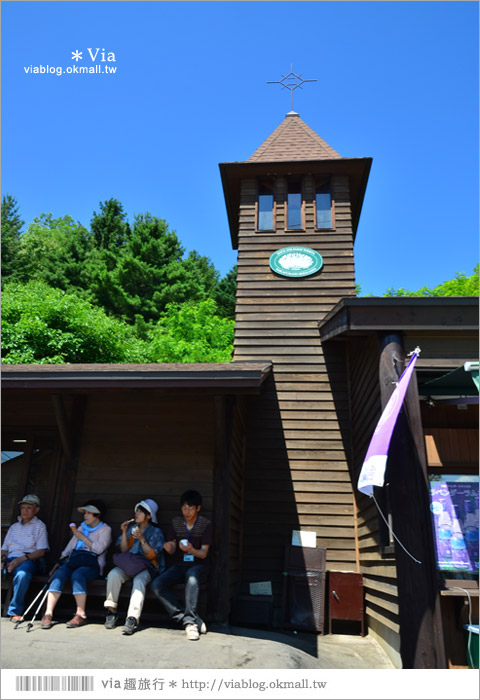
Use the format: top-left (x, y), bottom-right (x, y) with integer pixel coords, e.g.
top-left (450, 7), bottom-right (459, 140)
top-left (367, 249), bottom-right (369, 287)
top-left (429, 474), bottom-right (479, 574)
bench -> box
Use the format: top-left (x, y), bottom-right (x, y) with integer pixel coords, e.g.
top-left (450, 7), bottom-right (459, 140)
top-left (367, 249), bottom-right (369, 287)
top-left (2, 573), bottom-right (207, 623)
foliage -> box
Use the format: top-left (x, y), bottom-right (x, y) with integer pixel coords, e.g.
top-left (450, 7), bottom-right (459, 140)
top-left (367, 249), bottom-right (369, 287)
top-left (13, 214), bottom-right (92, 292)
top-left (383, 265), bottom-right (479, 297)
top-left (1, 281), bottom-right (149, 364)
top-left (148, 299), bottom-right (235, 362)
top-left (1, 195), bottom-right (24, 278)
top-left (1, 196), bottom-right (238, 364)
top-left (85, 214), bottom-right (221, 323)
top-left (213, 265), bottom-right (237, 320)
top-left (90, 198), bottom-right (130, 251)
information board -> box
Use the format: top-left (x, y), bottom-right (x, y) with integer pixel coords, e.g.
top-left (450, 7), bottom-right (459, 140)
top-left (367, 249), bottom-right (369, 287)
top-left (429, 474), bottom-right (479, 573)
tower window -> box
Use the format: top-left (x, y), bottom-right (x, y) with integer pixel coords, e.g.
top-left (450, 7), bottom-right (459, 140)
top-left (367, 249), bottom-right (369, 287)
top-left (257, 180), bottom-right (275, 231)
top-left (287, 180), bottom-right (303, 230)
top-left (315, 179), bottom-right (333, 229)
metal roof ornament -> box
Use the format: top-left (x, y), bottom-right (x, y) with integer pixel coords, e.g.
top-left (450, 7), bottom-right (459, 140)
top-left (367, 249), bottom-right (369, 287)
top-left (267, 65), bottom-right (317, 113)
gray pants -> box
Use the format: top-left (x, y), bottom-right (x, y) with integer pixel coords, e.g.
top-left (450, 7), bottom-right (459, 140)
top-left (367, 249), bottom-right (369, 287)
top-left (104, 567), bottom-right (151, 622)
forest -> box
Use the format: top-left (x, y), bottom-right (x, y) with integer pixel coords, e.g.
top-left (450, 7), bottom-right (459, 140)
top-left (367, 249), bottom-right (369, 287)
top-left (2, 194), bottom-right (478, 364)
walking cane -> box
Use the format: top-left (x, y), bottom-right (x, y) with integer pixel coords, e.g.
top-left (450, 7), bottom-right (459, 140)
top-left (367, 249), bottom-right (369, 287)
top-left (14, 563), bottom-right (60, 630)
top-left (26, 585), bottom-right (51, 633)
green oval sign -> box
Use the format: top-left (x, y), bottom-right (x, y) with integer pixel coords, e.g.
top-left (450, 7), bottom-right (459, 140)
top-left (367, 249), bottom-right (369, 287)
top-left (269, 246), bottom-right (323, 278)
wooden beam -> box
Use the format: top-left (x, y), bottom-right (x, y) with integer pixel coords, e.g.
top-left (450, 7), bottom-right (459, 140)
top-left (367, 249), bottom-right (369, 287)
top-left (51, 394), bottom-right (73, 462)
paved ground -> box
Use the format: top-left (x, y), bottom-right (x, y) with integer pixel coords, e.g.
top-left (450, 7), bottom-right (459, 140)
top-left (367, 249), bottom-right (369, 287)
top-left (2, 617), bottom-right (395, 670)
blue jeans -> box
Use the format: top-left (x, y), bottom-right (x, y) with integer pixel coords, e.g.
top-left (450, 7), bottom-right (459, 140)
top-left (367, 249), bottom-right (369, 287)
top-left (7, 557), bottom-right (44, 617)
top-left (49, 553), bottom-right (99, 596)
top-left (150, 564), bottom-right (206, 627)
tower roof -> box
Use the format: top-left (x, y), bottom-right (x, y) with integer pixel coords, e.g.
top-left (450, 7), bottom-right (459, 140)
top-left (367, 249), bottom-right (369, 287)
top-left (219, 112), bottom-right (372, 249)
top-left (248, 112), bottom-right (341, 162)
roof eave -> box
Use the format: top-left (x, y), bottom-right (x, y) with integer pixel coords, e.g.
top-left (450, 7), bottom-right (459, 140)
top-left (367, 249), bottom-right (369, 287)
top-left (1, 361), bottom-right (273, 393)
top-left (319, 297), bottom-right (480, 342)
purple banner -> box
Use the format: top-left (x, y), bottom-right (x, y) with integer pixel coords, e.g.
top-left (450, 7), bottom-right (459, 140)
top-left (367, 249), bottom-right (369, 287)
top-left (358, 351), bottom-right (419, 497)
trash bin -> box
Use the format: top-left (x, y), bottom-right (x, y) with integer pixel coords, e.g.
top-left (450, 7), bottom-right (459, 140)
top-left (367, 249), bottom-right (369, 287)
top-left (464, 624), bottom-right (479, 669)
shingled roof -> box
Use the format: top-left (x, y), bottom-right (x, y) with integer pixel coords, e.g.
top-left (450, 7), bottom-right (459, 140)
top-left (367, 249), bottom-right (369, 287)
top-left (248, 111), bottom-right (341, 162)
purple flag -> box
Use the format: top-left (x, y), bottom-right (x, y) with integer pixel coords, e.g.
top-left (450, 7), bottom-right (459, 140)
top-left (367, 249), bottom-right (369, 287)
top-left (358, 350), bottom-right (420, 497)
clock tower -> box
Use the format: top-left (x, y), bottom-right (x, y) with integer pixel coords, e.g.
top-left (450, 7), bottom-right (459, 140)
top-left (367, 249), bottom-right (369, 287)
top-left (220, 111), bottom-right (372, 602)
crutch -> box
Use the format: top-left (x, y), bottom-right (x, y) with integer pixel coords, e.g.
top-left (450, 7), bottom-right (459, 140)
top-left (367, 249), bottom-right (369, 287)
top-left (14, 563), bottom-right (59, 630)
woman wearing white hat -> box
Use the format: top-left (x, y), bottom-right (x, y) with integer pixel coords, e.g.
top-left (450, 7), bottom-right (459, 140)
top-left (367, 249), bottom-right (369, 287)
top-left (40, 499), bottom-right (112, 629)
top-left (104, 499), bottom-right (165, 635)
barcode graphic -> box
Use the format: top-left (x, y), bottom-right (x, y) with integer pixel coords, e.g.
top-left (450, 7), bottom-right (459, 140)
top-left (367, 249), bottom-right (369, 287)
top-left (15, 676), bottom-right (94, 691)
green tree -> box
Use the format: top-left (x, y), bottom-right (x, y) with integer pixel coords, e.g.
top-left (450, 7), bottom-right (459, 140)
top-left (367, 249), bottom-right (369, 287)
top-left (2, 280), bottom-right (149, 364)
top-left (1, 195), bottom-right (24, 278)
top-left (13, 214), bottom-right (92, 291)
top-left (383, 264), bottom-right (479, 297)
top-left (87, 213), bottom-right (223, 324)
top-left (148, 299), bottom-right (234, 362)
top-left (183, 250), bottom-right (219, 299)
top-left (213, 265), bottom-right (237, 320)
top-left (90, 198), bottom-right (130, 250)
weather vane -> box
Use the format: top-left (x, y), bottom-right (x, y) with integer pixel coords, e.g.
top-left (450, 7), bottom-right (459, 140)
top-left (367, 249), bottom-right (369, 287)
top-left (267, 65), bottom-right (317, 112)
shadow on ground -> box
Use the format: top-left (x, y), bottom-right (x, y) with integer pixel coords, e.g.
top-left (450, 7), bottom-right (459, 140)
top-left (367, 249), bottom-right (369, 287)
top-left (1, 617), bottom-right (395, 670)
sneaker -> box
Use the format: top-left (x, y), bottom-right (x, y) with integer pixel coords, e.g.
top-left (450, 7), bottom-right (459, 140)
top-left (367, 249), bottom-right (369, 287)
top-left (105, 612), bottom-right (118, 629)
top-left (122, 616), bottom-right (137, 635)
top-left (185, 623), bottom-right (200, 641)
top-left (196, 615), bottom-right (207, 634)
top-left (40, 614), bottom-right (53, 629)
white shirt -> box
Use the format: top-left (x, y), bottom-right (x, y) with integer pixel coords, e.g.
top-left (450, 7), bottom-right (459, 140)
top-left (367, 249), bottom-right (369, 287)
top-left (2, 516), bottom-right (49, 559)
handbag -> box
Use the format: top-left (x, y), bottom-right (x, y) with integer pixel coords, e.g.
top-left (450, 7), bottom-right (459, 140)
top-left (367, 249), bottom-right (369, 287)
top-left (113, 551), bottom-right (148, 577)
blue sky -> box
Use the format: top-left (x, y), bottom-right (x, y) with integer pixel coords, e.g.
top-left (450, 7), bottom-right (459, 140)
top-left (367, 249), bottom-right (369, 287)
top-left (2, 1), bottom-right (478, 295)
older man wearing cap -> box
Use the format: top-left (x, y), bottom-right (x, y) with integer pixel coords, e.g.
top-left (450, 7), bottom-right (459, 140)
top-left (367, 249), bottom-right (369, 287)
top-left (1, 494), bottom-right (49, 622)
top-left (104, 498), bottom-right (165, 635)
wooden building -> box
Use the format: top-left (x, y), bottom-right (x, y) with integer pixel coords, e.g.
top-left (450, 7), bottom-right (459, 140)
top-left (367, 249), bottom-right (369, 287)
top-left (2, 111), bottom-right (478, 668)
top-left (1, 363), bottom-right (271, 621)
top-left (219, 112), bottom-right (478, 668)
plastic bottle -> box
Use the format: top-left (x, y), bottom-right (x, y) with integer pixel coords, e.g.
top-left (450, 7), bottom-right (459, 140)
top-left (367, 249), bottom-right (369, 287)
top-left (451, 517), bottom-right (470, 570)
top-left (437, 509), bottom-right (453, 562)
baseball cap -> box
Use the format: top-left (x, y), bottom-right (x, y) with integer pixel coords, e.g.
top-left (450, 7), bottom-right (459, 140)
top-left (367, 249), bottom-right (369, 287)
top-left (18, 494), bottom-right (40, 507)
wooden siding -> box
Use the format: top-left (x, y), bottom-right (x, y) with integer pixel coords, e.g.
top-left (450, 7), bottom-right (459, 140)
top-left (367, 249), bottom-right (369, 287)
top-left (347, 335), bottom-right (401, 667)
top-left (233, 174), bottom-right (358, 615)
top-left (424, 428), bottom-right (479, 469)
top-left (65, 394), bottom-right (216, 535)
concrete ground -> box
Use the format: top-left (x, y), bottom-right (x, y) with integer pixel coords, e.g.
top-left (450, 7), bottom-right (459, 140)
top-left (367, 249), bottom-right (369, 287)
top-left (1, 617), bottom-right (395, 670)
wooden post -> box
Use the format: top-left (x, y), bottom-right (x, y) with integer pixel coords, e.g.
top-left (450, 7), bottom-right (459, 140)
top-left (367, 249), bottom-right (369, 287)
top-left (378, 333), bottom-right (446, 668)
top-left (211, 395), bottom-right (235, 622)
top-left (53, 395), bottom-right (88, 559)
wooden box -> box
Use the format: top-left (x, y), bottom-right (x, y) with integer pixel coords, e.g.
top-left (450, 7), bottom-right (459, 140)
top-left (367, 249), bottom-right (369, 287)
top-left (328, 571), bottom-right (364, 635)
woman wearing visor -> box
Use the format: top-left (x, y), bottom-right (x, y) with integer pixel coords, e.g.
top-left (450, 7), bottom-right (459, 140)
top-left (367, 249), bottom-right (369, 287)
top-left (40, 500), bottom-right (111, 629)
top-left (104, 499), bottom-right (165, 635)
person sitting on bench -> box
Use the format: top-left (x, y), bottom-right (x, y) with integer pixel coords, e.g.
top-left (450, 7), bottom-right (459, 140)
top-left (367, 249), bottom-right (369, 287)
top-left (104, 498), bottom-right (165, 635)
top-left (151, 490), bottom-right (211, 641)
top-left (40, 500), bottom-right (111, 629)
top-left (1, 494), bottom-right (49, 622)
